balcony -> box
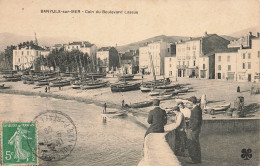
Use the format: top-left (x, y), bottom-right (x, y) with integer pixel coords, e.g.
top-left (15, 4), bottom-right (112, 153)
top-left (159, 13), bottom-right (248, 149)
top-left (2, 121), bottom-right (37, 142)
top-left (177, 65), bottom-right (187, 69)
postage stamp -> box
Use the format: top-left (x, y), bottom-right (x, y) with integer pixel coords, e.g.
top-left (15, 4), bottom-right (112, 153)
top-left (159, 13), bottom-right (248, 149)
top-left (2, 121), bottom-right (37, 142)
top-left (28, 110), bottom-right (77, 162)
top-left (1, 122), bottom-right (38, 165)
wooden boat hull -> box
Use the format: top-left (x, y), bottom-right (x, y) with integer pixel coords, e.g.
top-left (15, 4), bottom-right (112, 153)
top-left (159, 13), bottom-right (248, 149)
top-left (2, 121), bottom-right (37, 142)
top-left (81, 81), bottom-right (108, 89)
top-left (117, 74), bottom-right (134, 81)
top-left (205, 103), bottom-right (231, 111)
top-left (156, 84), bottom-right (179, 89)
top-left (140, 86), bottom-right (153, 92)
top-left (151, 94), bottom-right (172, 101)
top-left (86, 73), bottom-right (106, 79)
top-left (129, 101), bottom-right (153, 108)
top-left (4, 75), bottom-right (21, 82)
top-left (0, 84), bottom-right (11, 89)
top-left (110, 83), bottom-right (140, 92)
top-left (36, 81), bottom-right (49, 86)
top-left (49, 81), bottom-right (71, 87)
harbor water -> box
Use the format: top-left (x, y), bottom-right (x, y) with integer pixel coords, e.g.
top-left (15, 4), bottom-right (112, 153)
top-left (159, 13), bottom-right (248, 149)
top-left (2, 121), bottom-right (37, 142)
top-left (0, 93), bottom-right (145, 166)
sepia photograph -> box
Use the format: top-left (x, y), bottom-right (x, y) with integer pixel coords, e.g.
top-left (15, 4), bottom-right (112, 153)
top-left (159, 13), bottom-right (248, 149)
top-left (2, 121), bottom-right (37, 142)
top-left (0, 0), bottom-right (259, 165)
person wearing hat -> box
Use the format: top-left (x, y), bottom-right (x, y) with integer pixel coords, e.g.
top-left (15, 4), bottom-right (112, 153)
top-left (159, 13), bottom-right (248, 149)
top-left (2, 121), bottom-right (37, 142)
top-left (186, 96), bottom-right (202, 164)
top-left (165, 106), bottom-right (187, 156)
top-left (144, 99), bottom-right (167, 138)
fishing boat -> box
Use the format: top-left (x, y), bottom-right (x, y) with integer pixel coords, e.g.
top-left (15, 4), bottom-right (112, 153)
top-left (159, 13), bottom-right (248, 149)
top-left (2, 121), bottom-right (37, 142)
top-left (86, 73), bottom-right (106, 79)
top-left (205, 103), bottom-right (231, 112)
top-left (101, 111), bottom-right (127, 118)
top-left (175, 87), bottom-right (189, 93)
top-left (3, 74), bottom-right (22, 82)
top-left (151, 94), bottom-right (172, 101)
top-left (81, 80), bottom-right (108, 89)
top-left (140, 86), bottom-right (153, 92)
top-left (35, 80), bottom-right (49, 86)
top-left (0, 84), bottom-right (11, 89)
top-left (129, 101), bottom-right (153, 108)
top-left (110, 82), bottom-right (140, 92)
top-left (117, 74), bottom-right (134, 81)
top-left (0, 70), bottom-right (17, 75)
top-left (156, 83), bottom-right (179, 89)
top-left (71, 81), bottom-right (81, 89)
top-left (149, 91), bottom-right (160, 96)
top-left (49, 80), bottom-right (71, 87)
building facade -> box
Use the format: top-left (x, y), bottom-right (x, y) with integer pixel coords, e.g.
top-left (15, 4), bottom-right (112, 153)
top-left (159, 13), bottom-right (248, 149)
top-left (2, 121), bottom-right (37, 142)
top-left (64, 41), bottom-right (97, 59)
top-left (164, 56), bottom-right (177, 78)
top-left (176, 32), bottom-right (230, 79)
top-left (215, 32), bottom-right (260, 82)
top-left (13, 45), bottom-right (45, 70)
top-left (215, 49), bottom-right (239, 80)
top-left (237, 37), bottom-right (260, 82)
top-left (120, 50), bottom-right (139, 74)
top-left (139, 46), bottom-right (150, 74)
top-left (96, 47), bottom-right (119, 73)
top-left (139, 41), bottom-right (171, 75)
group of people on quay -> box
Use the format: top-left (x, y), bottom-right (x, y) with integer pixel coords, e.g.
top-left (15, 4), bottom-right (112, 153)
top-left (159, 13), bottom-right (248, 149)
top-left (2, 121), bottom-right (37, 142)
top-left (145, 96), bottom-right (204, 164)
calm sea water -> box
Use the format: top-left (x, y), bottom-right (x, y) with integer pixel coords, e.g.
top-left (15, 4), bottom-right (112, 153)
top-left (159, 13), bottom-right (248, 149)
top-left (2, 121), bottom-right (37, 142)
top-left (0, 93), bottom-right (145, 166)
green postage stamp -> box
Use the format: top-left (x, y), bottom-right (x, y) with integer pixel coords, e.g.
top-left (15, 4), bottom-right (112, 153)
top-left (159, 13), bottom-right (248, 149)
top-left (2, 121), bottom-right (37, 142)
top-left (2, 122), bottom-right (38, 165)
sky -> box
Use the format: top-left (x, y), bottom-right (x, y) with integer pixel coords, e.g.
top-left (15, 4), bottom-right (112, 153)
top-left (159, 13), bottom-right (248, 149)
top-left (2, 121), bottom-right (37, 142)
top-left (0, 0), bottom-right (259, 46)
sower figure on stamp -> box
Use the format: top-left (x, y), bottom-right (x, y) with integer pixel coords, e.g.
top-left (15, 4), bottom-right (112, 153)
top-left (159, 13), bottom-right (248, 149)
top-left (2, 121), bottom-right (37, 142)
top-left (165, 106), bottom-right (187, 156)
top-left (8, 125), bottom-right (32, 162)
top-left (144, 99), bottom-right (167, 138)
top-left (186, 96), bottom-right (202, 164)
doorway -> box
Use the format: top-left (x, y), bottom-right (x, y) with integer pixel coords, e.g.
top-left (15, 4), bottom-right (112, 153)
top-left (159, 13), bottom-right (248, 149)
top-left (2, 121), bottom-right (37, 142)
top-left (248, 74), bottom-right (251, 82)
top-left (217, 73), bottom-right (221, 79)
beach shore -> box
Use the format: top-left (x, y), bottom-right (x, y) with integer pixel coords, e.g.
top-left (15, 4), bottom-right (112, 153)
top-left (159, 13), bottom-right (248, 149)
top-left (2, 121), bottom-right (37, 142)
top-left (1, 74), bottom-right (259, 128)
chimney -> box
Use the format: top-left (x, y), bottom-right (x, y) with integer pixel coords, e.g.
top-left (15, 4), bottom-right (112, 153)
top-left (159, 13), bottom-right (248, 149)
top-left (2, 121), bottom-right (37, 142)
top-left (204, 31), bottom-right (208, 37)
top-left (189, 37), bottom-right (192, 40)
top-left (257, 32), bottom-right (260, 38)
top-left (249, 32), bottom-right (252, 36)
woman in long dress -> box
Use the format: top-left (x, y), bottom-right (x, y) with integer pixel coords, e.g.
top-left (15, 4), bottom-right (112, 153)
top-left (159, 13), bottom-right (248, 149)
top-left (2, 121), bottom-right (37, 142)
top-left (8, 125), bottom-right (32, 162)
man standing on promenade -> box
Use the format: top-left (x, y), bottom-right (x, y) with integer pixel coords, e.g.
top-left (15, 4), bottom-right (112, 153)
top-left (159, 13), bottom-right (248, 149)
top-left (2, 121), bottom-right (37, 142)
top-left (186, 96), bottom-right (202, 164)
top-left (144, 99), bottom-right (167, 137)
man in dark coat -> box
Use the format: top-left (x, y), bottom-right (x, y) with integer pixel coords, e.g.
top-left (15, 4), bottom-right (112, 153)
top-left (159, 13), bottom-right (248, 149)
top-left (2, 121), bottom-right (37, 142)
top-left (144, 99), bottom-right (167, 137)
top-left (186, 96), bottom-right (202, 164)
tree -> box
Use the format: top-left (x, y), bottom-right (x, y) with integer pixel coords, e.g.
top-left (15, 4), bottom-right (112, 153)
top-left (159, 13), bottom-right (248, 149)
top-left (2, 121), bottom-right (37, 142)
top-left (34, 49), bottom-right (93, 73)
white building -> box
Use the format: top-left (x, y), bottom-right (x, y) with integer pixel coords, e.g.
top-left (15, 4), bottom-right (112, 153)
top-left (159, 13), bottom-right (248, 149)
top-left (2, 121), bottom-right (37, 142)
top-left (64, 41), bottom-right (97, 59)
top-left (215, 33), bottom-right (260, 82)
top-left (139, 41), bottom-right (170, 75)
top-left (164, 57), bottom-right (177, 78)
top-left (139, 46), bottom-right (150, 74)
top-left (13, 45), bottom-right (45, 70)
top-left (237, 36), bottom-right (260, 82)
top-left (176, 32), bottom-right (230, 79)
top-left (215, 49), bottom-right (239, 80)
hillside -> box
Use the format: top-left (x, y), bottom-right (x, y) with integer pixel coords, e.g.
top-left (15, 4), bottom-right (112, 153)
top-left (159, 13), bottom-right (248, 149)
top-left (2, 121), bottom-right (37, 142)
top-left (0, 32), bottom-right (80, 52)
top-left (117, 35), bottom-right (189, 52)
top-left (117, 34), bottom-right (237, 52)
top-left (228, 26), bottom-right (259, 38)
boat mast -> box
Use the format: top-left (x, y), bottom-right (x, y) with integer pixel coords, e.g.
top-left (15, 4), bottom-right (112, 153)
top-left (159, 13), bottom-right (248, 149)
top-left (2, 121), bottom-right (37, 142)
top-left (148, 52), bottom-right (156, 82)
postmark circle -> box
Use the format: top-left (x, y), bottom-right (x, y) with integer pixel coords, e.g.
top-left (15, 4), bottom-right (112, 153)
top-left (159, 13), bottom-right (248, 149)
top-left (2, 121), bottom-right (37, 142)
top-left (27, 110), bottom-right (77, 162)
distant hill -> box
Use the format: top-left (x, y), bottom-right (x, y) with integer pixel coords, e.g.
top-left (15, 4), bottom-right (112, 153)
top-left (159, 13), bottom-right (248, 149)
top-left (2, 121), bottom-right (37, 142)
top-left (228, 26), bottom-right (259, 38)
top-left (0, 32), bottom-right (80, 52)
top-left (117, 35), bottom-right (189, 52)
top-left (117, 34), bottom-right (238, 52)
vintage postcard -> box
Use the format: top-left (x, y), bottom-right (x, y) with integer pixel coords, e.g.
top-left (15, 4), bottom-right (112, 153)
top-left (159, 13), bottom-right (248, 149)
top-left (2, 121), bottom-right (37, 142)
top-left (0, 0), bottom-right (259, 166)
